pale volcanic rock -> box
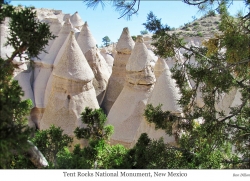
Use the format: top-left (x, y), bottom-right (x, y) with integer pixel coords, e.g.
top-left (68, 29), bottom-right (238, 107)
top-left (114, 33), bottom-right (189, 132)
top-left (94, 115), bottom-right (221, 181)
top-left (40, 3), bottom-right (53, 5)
top-left (101, 27), bottom-right (135, 114)
top-left (148, 63), bottom-right (182, 114)
top-left (126, 36), bottom-right (156, 85)
top-left (14, 68), bottom-right (35, 108)
top-left (76, 22), bottom-right (97, 54)
top-left (116, 27), bottom-right (135, 54)
top-left (33, 18), bottom-right (72, 109)
top-left (100, 48), bottom-right (114, 74)
top-left (32, 17), bottom-right (63, 84)
top-left (144, 61), bottom-right (183, 144)
top-left (154, 58), bottom-right (167, 79)
top-left (215, 87), bottom-right (238, 117)
top-left (84, 47), bottom-right (111, 105)
top-left (40, 31), bottom-right (99, 141)
top-left (70, 11), bottom-right (84, 30)
top-left (107, 35), bottom-right (156, 148)
top-left (0, 18), bottom-right (14, 59)
top-left (126, 35), bottom-right (151, 71)
top-left (43, 33), bottom-right (71, 107)
top-left (36, 17), bottom-right (63, 61)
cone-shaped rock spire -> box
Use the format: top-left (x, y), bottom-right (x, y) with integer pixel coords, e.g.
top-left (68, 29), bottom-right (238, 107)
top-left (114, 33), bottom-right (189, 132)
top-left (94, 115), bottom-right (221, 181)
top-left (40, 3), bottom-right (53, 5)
top-left (40, 31), bottom-right (99, 143)
top-left (77, 21), bottom-right (97, 54)
top-left (101, 27), bottom-right (135, 114)
top-left (0, 18), bottom-right (14, 59)
top-left (107, 35), bottom-right (155, 148)
top-left (35, 17), bottom-right (62, 62)
top-left (142, 62), bottom-right (183, 145)
top-left (126, 35), bottom-right (151, 71)
top-left (154, 58), bottom-right (167, 79)
top-left (33, 18), bottom-right (72, 109)
top-left (84, 48), bottom-right (110, 105)
top-left (148, 63), bottom-right (182, 114)
top-left (126, 35), bottom-right (155, 85)
top-left (116, 27), bottom-right (135, 54)
top-left (54, 31), bottom-right (94, 82)
top-left (70, 11), bottom-right (84, 28)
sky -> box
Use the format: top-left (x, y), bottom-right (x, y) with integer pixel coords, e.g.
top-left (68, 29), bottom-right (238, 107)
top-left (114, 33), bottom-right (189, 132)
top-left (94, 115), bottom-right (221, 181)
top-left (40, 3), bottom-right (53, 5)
top-left (10, 0), bottom-right (247, 46)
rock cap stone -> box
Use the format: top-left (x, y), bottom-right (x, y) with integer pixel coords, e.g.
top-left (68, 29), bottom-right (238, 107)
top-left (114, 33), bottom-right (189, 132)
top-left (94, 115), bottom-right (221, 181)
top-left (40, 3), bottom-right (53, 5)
top-left (116, 27), bottom-right (135, 54)
top-left (126, 35), bottom-right (151, 72)
top-left (54, 31), bottom-right (94, 82)
top-left (77, 21), bottom-right (97, 54)
top-left (70, 11), bottom-right (84, 28)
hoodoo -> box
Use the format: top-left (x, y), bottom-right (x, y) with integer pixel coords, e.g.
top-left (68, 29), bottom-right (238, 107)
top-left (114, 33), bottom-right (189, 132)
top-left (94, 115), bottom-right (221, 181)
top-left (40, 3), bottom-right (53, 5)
top-left (144, 59), bottom-right (182, 144)
top-left (148, 60), bottom-right (182, 114)
top-left (77, 21), bottom-right (97, 54)
top-left (40, 31), bottom-right (99, 141)
top-left (100, 47), bottom-right (114, 74)
top-left (84, 47), bottom-right (111, 105)
top-left (76, 21), bottom-right (110, 105)
top-left (102, 27), bottom-right (135, 114)
top-left (33, 17), bottom-right (72, 109)
top-left (70, 11), bottom-right (84, 30)
top-left (154, 58), bottom-right (167, 79)
top-left (107, 35), bottom-right (155, 148)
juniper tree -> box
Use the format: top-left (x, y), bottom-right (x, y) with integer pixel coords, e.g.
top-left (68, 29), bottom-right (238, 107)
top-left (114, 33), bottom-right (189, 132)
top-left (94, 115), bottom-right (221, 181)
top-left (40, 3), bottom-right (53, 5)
top-left (0, 3), bottom-right (55, 168)
top-left (102, 36), bottom-right (111, 47)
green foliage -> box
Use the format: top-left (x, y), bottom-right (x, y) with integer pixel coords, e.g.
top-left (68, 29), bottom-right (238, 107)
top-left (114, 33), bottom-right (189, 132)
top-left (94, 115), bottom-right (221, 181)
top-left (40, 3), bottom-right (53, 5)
top-left (131, 35), bottom-right (137, 41)
top-left (144, 104), bottom-right (179, 136)
top-left (1, 4), bottom-right (56, 62)
top-left (140, 29), bottom-right (148, 35)
top-left (193, 22), bottom-right (199, 26)
top-left (31, 125), bottom-right (73, 167)
top-left (0, 4), bottom-right (56, 169)
top-left (57, 107), bottom-right (127, 169)
top-left (83, 0), bottom-right (141, 20)
top-left (205, 10), bottom-right (216, 17)
top-left (74, 107), bottom-right (114, 141)
top-left (142, 11), bottom-right (170, 34)
top-left (0, 57), bottom-right (33, 168)
top-left (102, 36), bottom-right (111, 47)
top-left (197, 31), bottom-right (203, 37)
top-left (142, 2), bottom-right (250, 169)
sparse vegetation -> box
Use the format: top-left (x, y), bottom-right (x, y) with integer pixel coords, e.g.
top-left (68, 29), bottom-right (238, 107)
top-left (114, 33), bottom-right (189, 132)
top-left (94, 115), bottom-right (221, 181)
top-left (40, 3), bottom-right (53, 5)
top-left (197, 31), bottom-right (203, 37)
top-left (131, 35), bottom-right (137, 41)
top-left (193, 22), bottom-right (199, 26)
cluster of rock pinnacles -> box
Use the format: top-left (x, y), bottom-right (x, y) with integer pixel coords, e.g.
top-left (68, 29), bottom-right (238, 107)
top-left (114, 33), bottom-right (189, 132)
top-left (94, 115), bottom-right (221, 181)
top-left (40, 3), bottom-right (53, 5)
top-left (1, 9), bottom-right (240, 148)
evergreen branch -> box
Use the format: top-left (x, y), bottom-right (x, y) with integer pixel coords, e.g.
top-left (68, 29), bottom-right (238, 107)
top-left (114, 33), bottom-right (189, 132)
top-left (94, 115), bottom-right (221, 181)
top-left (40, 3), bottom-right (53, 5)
top-left (117, 0), bottom-right (138, 19)
top-left (218, 98), bottom-right (248, 123)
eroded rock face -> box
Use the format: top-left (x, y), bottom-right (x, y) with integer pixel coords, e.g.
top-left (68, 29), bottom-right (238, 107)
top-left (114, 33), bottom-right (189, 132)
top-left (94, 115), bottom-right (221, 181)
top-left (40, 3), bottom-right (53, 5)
top-left (33, 18), bottom-right (72, 110)
top-left (154, 58), bottom-right (167, 79)
top-left (70, 11), bottom-right (84, 30)
top-left (0, 18), bottom-right (14, 59)
top-left (101, 27), bottom-right (135, 114)
top-left (107, 35), bottom-right (156, 148)
top-left (77, 22), bottom-right (96, 54)
top-left (84, 47), bottom-right (111, 105)
top-left (40, 31), bottom-right (99, 144)
top-left (100, 48), bottom-right (114, 74)
top-left (148, 62), bottom-right (182, 114)
top-left (145, 60), bottom-right (183, 144)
